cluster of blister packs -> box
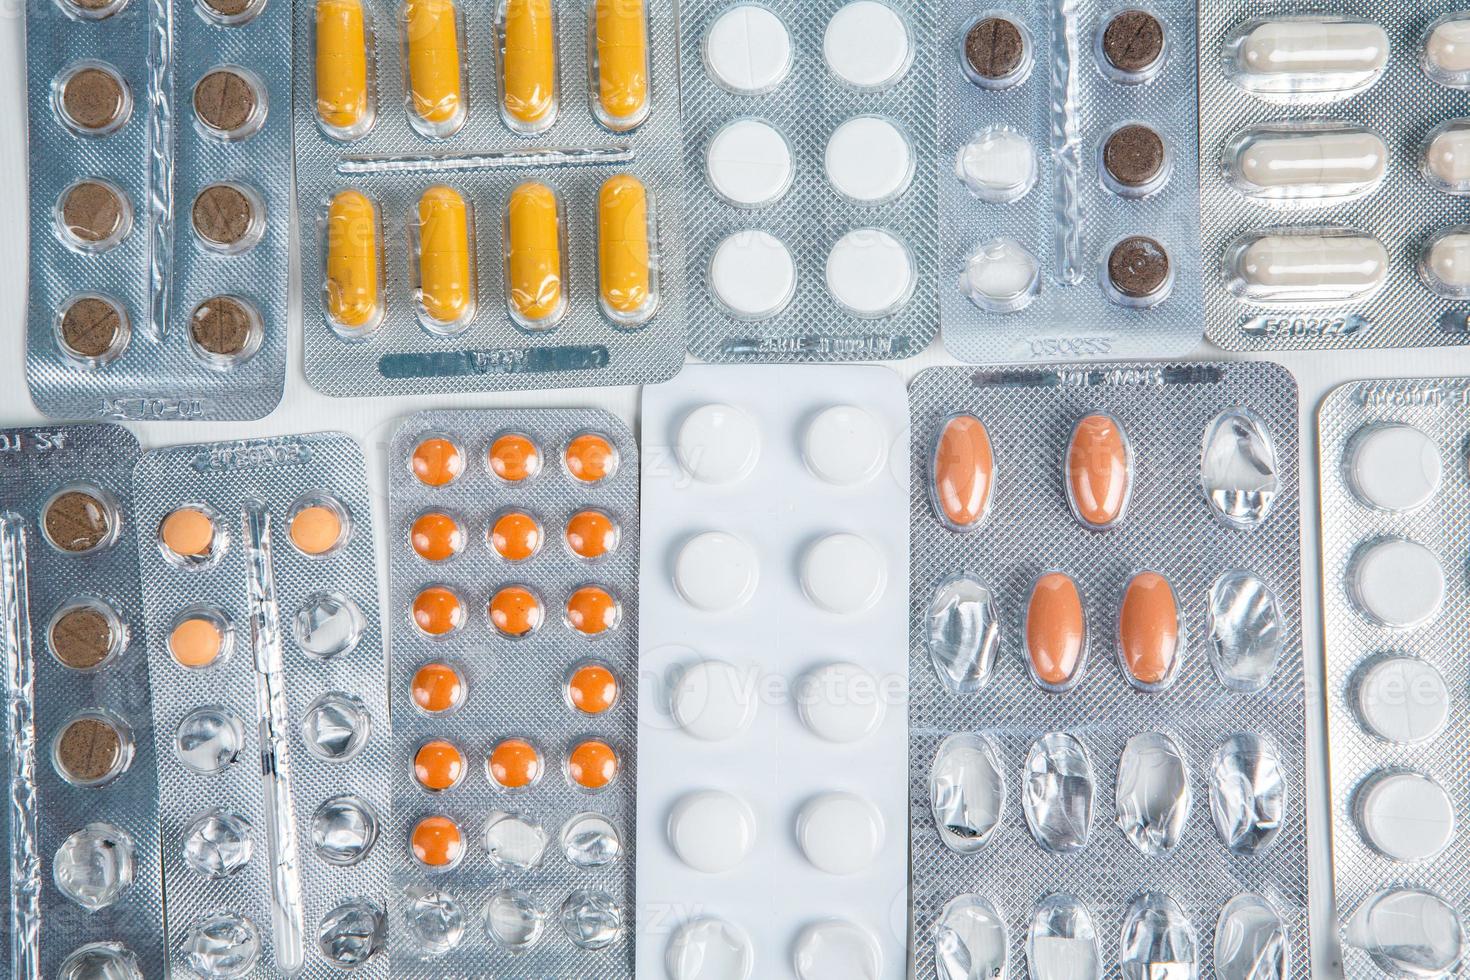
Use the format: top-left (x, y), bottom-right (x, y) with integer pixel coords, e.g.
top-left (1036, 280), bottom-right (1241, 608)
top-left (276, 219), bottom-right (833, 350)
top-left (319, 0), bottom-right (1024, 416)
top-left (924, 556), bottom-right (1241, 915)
top-left (1318, 377), bottom-right (1470, 978)
top-left (0, 424), bottom-right (163, 979)
top-left (133, 433), bottom-right (392, 977)
top-left (908, 362), bottom-right (1306, 978)
top-left (679, 0), bottom-right (939, 362)
top-left (24, 0), bottom-right (290, 420)
top-left (291, 0), bottom-right (684, 397)
top-left (938, 0), bottom-right (1203, 364)
top-left (637, 366), bottom-right (910, 979)
top-left (1200, 2), bottom-right (1470, 353)
top-left (386, 411), bottom-right (638, 975)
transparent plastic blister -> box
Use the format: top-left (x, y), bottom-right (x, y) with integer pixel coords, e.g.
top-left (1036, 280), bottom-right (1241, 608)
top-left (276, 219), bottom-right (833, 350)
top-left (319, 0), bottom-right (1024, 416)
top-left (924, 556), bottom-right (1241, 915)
top-left (0, 424), bottom-right (163, 980)
top-left (938, 0), bottom-right (1203, 365)
top-left (133, 433), bottom-right (392, 977)
top-left (1319, 378), bottom-right (1470, 978)
top-left (909, 362), bottom-right (1307, 978)
top-left (24, 0), bottom-right (289, 421)
top-left (637, 366), bottom-right (911, 979)
top-left (292, 0), bottom-right (684, 397)
top-left (1200, 1), bottom-right (1470, 352)
top-left (680, 0), bottom-right (939, 362)
top-left (387, 410), bottom-right (638, 977)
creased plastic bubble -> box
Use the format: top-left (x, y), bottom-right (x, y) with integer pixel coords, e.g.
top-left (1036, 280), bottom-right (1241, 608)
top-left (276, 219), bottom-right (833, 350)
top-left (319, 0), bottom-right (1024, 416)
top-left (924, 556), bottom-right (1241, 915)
top-left (54, 822), bottom-right (134, 911)
top-left (485, 811), bottom-right (548, 870)
top-left (930, 733), bottom-right (1006, 853)
top-left (301, 691), bottom-right (370, 761)
top-left (311, 794), bottom-right (378, 867)
top-left (927, 573), bottom-right (1001, 693)
top-left (58, 941), bottom-right (144, 980)
top-left (934, 894), bottom-right (1007, 980)
top-left (1028, 894), bottom-right (1102, 980)
top-left (182, 808), bottom-right (253, 879)
top-left (485, 889), bottom-right (546, 951)
top-left (1215, 893), bottom-right (1287, 980)
top-left (185, 911), bottom-right (260, 979)
top-left (402, 887), bottom-right (465, 958)
top-left (1022, 732), bottom-right (1094, 853)
top-left (294, 591), bottom-right (365, 659)
top-left (1209, 734), bottom-right (1286, 856)
top-left (1120, 892), bottom-right (1198, 980)
top-left (1348, 887), bottom-right (1463, 978)
top-left (1206, 571), bottom-right (1283, 693)
top-left (1201, 407), bottom-right (1278, 528)
top-left (560, 889), bottom-right (623, 950)
top-left (1116, 732), bottom-right (1192, 857)
top-left (561, 811), bottom-right (621, 867)
top-left (318, 897), bottom-right (385, 968)
top-left (174, 705), bottom-right (245, 774)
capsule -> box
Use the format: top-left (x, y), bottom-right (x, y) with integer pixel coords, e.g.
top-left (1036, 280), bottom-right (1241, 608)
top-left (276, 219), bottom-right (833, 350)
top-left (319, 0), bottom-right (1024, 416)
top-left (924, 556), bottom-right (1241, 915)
top-left (325, 189), bottom-right (382, 333)
top-left (1227, 230), bottom-right (1388, 305)
top-left (415, 186), bottom-right (474, 330)
top-left (505, 181), bottom-right (565, 328)
top-left (592, 0), bottom-right (649, 131)
top-left (315, 0), bottom-right (372, 138)
top-left (1425, 16), bottom-right (1470, 85)
top-left (500, 0), bottom-right (557, 132)
top-left (598, 174), bottom-right (654, 324)
top-left (405, 0), bottom-right (466, 137)
top-left (1226, 124), bottom-right (1385, 202)
top-left (1423, 121), bottom-right (1470, 193)
top-left (1422, 229), bottom-right (1470, 299)
top-left (1227, 18), bottom-right (1389, 99)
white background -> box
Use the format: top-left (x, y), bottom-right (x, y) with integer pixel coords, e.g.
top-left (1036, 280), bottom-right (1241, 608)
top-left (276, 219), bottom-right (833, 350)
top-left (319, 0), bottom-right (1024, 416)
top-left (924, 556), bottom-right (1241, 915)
top-left (2, 8), bottom-right (1466, 975)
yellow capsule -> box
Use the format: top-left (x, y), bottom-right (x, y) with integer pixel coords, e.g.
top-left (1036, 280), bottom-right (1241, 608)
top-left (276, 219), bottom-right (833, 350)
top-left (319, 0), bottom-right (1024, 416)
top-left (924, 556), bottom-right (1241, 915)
top-left (598, 174), bottom-right (654, 323)
top-left (416, 185), bottom-right (474, 328)
top-left (325, 189), bottom-right (381, 331)
top-left (593, 0), bottom-right (649, 130)
top-left (501, 0), bottom-right (557, 132)
top-left (315, 0), bottom-right (371, 137)
top-left (405, 0), bottom-right (465, 134)
top-left (505, 182), bottom-right (564, 327)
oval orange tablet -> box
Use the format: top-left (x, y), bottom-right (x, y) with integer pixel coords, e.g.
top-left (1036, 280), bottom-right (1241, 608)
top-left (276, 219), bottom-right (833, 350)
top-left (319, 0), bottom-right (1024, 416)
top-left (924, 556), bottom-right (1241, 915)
top-left (568, 738), bottom-right (618, 790)
top-left (1118, 571), bottom-right (1181, 690)
top-left (413, 586), bottom-right (465, 636)
top-left (410, 815), bottom-right (464, 867)
top-left (566, 586), bottom-right (619, 635)
top-left (932, 415), bottom-right (994, 530)
top-left (170, 617), bottom-right (224, 668)
top-left (567, 662), bottom-right (618, 714)
top-left (488, 433), bottom-right (540, 482)
top-left (565, 509), bottom-right (617, 560)
top-left (161, 507), bottom-right (216, 559)
top-left (565, 433), bottom-right (617, 482)
top-left (490, 511), bottom-right (542, 562)
top-left (290, 504), bottom-right (344, 555)
top-left (1026, 572), bottom-right (1087, 692)
top-left (414, 739), bottom-right (466, 791)
top-left (411, 661), bottom-right (465, 713)
top-left (1066, 414), bottom-right (1131, 529)
top-left (488, 737), bottom-right (542, 788)
top-left (412, 437), bottom-right (464, 487)
top-left (411, 512), bottom-right (464, 562)
top-left (489, 585), bottom-right (542, 637)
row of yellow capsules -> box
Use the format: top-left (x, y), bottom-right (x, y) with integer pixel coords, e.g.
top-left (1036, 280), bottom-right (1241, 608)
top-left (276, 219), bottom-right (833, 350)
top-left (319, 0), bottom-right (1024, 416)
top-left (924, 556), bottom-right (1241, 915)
top-left (292, 0), bottom-right (686, 397)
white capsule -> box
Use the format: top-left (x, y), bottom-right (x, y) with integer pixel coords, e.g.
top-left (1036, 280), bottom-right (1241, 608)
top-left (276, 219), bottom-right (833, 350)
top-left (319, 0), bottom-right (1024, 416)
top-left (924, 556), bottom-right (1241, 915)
top-left (1425, 16), bottom-right (1470, 80)
top-left (1229, 231), bottom-right (1387, 304)
top-left (1228, 126), bottom-right (1385, 201)
top-left (1422, 229), bottom-right (1470, 297)
top-left (1230, 19), bottom-right (1389, 98)
top-left (1424, 121), bottom-right (1470, 191)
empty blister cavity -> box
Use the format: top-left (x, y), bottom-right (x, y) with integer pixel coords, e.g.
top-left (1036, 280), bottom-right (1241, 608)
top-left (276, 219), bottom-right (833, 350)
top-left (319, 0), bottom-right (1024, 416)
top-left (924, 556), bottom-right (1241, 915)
top-left (562, 811), bottom-right (621, 867)
top-left (956, 127), bottom-right (1037, 203)
top-left (926, 573), bottom-right (1000, 694)
top-left (823, 1), bottom-right (912, 90)
top-left (803, 405), bottom-right (887, 487)
top-left (185, 911), bottom-right (261, 978)
top-left (1225, 227), bottom-right (1389, 306)
top-left (174, 705), bottom-right (245, 774)
top-left (930, 414), bottom-right (995, 531)
top-left (312, 794), bottom-right (378, 866)
top-left (1353, 655), bottom-right (1449, 745)
top-left (1421, 226), bottom-right (1470, 299)
top-left (483, 889), bottom-right (546, 951)
top-left (54, 822), bottom-right (135, 911)
top-left (709, 230), bottom-right (796, 320)
top-left (1422, 119), bottom-right (1470, 194)
top-left (1344, 423), bottom-right (1442, 512)
top-left (793, 919), bottom-right (882, 979)
top-left (483, 812), bottom-right (548, 871)
top-left (1346, 887), bottom-right (1464, 978)
top-left (1119, 892), bottom-right (1197, 980)
top-left (961, 13), bottom-right (1032, 90)
top-left (674, 532), bottom-right (758, 612)
top-left (800, 532), bottom-right (887, 614)
top-left (1349, 538), bottom-right (1444, 629)
top-left (666, 918), bottom-right (755, 980)
top-left (1021, 732), bottom-right (1094, 853)
top-left (929, 732), bottom-right (1005, 854)
top-left (560, 889), bottom-right (623, 950)
top-left (961, 238), bottom-right (1041, 313)
top-left (1215, 894), bottom-right (1288, 980)
top-left (318, 898), bottom-right (386, 968)
top-left (1205, 570), bottom-right (1283, 693)
top-left (707, 118), bottom-right (793, 208)
top-left (1118, 571), bottom-right (1184, 692)
top-left (181, 808), bottom-right (253, 879)
top-left (1223, 17), bottom-right (1389, 102)
top-left (1223, 122), bottom-right (1386, 204)
top-left (1028, 895), bottom-right (1102, 980)
top-left (1354, 769), bottom-right (1455, 863)
top-left (1025, 572), bottom-right (1087, 693)
top-left (704, 4), bottom-right (791, 94)
top-left (401, 887), bottom-right (465, 957)
top-left (1115, 732), bottom-right (1191, 856)
top-left (301, 690), bottom-right (372, 761)
top-left (58, 943), bottom-right (145, 980)
top-left (796, 791), bottom-right (884, 875)
top-left (796, 662), bottom-right (885, 743)
top-left (826, 116), bottom-right (914, 205)
top-left (825, 228), bottom-right (916, 318)
top-left (1210, 733), bottom-right (1286, 856)
top-left (933, 894), bottom-right (1007, 980)
top-left (1423, 14), bottom-right (1470, 90)
top-left (1065, 414), bottom-right (1131, 530)
top-left (668, 789), bottom-right (756, 873)
top-left (1201, 407), bottom-right (1279, 528)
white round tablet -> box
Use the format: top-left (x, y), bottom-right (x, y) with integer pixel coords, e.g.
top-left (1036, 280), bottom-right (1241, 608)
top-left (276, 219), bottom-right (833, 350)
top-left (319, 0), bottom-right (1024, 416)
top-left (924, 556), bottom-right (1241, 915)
top-left (796, 792), bottom-right (884, 875)
top-left (1347, 424), bottom-right (1442, 513)
top-left (826, 229), bottom-right (915, 318)
top-left (707, 119), bottom-right (793, 208)
top-left (1357, 656), bottom-right (1450, 745)
top-left (668, 790), bottom-right (757, 873)
top-left (704, 5), bottom-right (792, 94)
top-left (674, 532), bottom-right (760, 612)
top-left (801, 533), bottom-right (886, 614)
top-left (796, 662), bottom-right (885, 742)
top-left (802, 405), bottom-right (887, 486)
top-left (823, 1), bottom-right (912, 90)
top-left (956, 127), bottom-right (1038, 202)
top-left (825, 116), bottom-right (914, 204)
top-left (670, 659), bottom-right (757, 741)
top-left (677, 403), bottom-right (762, 484)
top-left (667, 918), bottom-right (756, 980)
top-left (962, 237), bottom-right (1041, 313)
top-left (793, 919), bottom-right (883, 980)
top-left (1358, 771), bottom-right (1454, 862)
top-left (710, 231), bottom-right (796, 319)
top-left (1351, 538), bottom-right (1444, 628)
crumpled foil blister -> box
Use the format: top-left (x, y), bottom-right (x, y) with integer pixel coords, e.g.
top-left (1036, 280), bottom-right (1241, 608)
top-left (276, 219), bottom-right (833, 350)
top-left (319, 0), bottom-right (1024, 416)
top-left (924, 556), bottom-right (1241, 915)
top-left (0, 424), bottom-right (164, 979)
top-left (909, 362), bottom-right (1307, 978)
top-left (386, 410), bottom-right (638, 978)
top-left (134, 433), bottom-right (392, 978)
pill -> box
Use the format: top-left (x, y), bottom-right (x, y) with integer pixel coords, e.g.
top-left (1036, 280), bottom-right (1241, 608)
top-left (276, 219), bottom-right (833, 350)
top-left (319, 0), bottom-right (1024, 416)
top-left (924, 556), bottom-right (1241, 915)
top-left (677, 403), bottom-right (762, 484)
top-left (43, 488), bottom-right (114, 553)
top-left (1424, 231), bottom-right (1470, 297)
top-left (568, 663), bottom-right (619, 714)
top-left (1026, 572), bottom-right (1087, 692)
top-left (704, 4), bottom-right (791, 94)
top-left (170, 616), bottom-right (225, 668)
top-left (411, 436), bottom-right (464, 486)
top-left (1231, 19), bottom-right (1388, 88)
top-left (59, 64), bottom-right (130, 135)
top-left (161, 507), bottom-right (216, 559)
top-left (800, 533), bottom-right (886, 614)
top-left (565, 432), bottom-right (617, 482)
top-left (1346, 424), bottom-right (1441, 512)
top-left (411, 661), bottom-right (465, 713)
top-left (290, 503), bottom-right (344, 556)
top-left (667, 919), bottom-right (755, 980)
top-left (956, 128), bottom-right (1037, 202)
top-left (410, 815), bottom-right (464, 868)
top-left (706, 119), bottom-right (793, 208)
top-left (1066, 414), bottom-right (1130, 529)
top-left (489, 737), bottom-right (543, 788)
top-left (49, 605), bottom-right (120, 671)
top-left (593, 0), bottom-right (649, 130)
top-left (1357, 656), bottom-right (1448, 745)
top-left (674, 532), bottom-right (759, 613)
top-left (416, 186), bottom-right (473, 329)
top-left (566, 509), bottom-right (617, 560)
top-left (1102, 123), bottom-right (1168, 195)
top-left (1425, 122), bottom-right (1470, 188)
top-left (490, 510), bottom-right (542, 562)
top-left (931, 414), bottom-right (995, 531)
top-left (1357, 771), bottom-right (1454, 862)
top-left (1230, 232), bottom-right (1388, 303)
top-left (671, 659), bottom-right (756, 741)
top-left (826, 116), bottom-right (913, 204)
top-left (59, 180), bottom-right (130, 250)
top-left (567, 739), bottom-right (618, 790)
top-left (54, 714), bottom-right (128, 786)
top-left (315, 0), bottom-right (370, 137)
top-left (961, 238), bottom-right (1040, 314)
top-left (1101, 9), bottom-right (1165, 79)
top-left (193, 68), bottom-right (263, 139)
top-left (824, 1), bottom-right (911, 90)
top-left (803, 405), bottom-right (886, 486)
top-left (793, 920), bottom-right (882, 980)
top-left (826, 228), bottom-right (915, 317)
top-left (414, 739), bottom-right (466, 791)
top-left (710, 231), bottom-right (795, 319)
top-left (412, 585), bottom-right (465, 636)
top-left (668, 790), bottom-right (756, 873)
top-left (405, 0), bottom-right (464, 133)
top-left (325, 189), bottom-right (381, 331)
top-left (963, 15), bottom-right (1029, 88)
top-left (189, 296), bottom-right (260, 362)
top-left (193, 183), bottom-right (261, 252)
top-left (796, 662), bottom-right (884, 743)
top-left (1351, 539), bottom-right (1444, 628)
top-left (1118, 571), bottom-right (1182, 690)
top-left (567, 586), bottom-right (619, 635)
top-left (505, 182), bottom-right (565, 328)
top-left (1231, 127), bottom-right (1386, 195)
top-left (796, 792), bottom-right (883, 875)
top-left (1426, 17), bottom-right (1470, 76)
top-left (489, 433), bottom-right (540, 482)
top-left (489, 585), bottom-right (543, 637)
top-left (598, 174), bottom-right (654, 323)
top-left (501, 0), bottom-right (557, 132)
top-left (410, 512), bottom-right (465, 561)
top-left (57, 296), bottom-right (127, 364)
top-left (1106, 236), bottom-right (1172, 304)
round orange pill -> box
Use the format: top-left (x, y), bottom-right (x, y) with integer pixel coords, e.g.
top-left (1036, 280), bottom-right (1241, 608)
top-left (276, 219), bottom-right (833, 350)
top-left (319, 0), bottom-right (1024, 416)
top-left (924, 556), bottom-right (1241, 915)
top-left (567, 739), bottom-right (618, 790)
top-left (567, 663), bottom-right (618, 715)
top-left (488, 737), bottom-right (542, 789)
top-left (411, 661), bottom-right (465, 713)
top-left (160, 507), bottom-right (215, 559)
top-left (565, 509), bottom-right (617, 560)
top-left (412, 586), bottom-right (465, 637)
top-left (414, 739), bottom-right (466, 792)
top-left (565, 433), bottom-right (617, 483)
top-left (412, 437), bottom-right (464, 487)
top-left (488, 433), bottom-right (540, 482)
top-left (490, 511), bottom-right (542, 562)
top-left (489, 585), bottom-right (542, 637)
top-left (566, 586), bottom-right (619, 636)
top-left (410, 815), bottom-right (464, 868)
top-left (290, 503), bottom-right (344, 556)
top-left (411, 512), bottom-right (464, 562)
top-left (169, 616), bottom-right (224, 668)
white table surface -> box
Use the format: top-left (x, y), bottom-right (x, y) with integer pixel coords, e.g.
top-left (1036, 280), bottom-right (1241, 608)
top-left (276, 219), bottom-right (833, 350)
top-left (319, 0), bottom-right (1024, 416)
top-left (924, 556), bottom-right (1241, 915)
top-left (3, 11), bottom-right (1465, 977)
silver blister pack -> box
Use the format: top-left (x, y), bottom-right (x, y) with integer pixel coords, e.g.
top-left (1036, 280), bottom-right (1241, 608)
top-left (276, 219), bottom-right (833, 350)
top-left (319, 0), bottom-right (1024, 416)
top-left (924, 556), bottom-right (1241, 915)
top-left (937, 0), bottom-right (1202, 364)
top-left (679, 0), bottom-right (940, 362)
top-left (133, 433), bottom-right (392, 978)
top-left (1319, 378), bottom-right (1470, 978)
top-left (291, 0), bottom-right (684, 397)
top-left (0, 424), bottom-right (164, 980)
top-left (24, 0), bottom-right (290, 421)
top-left (908, 362), bottom-right (1307, 978)
top-left (386, 410), bottom-right (638, 976)
top-left (1200, 1), bottom-right (1470, 353)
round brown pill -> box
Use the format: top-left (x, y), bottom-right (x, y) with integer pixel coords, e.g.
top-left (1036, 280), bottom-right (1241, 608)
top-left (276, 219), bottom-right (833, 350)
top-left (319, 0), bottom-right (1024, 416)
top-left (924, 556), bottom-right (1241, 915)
top-left (43, 489), bottom-right (114, 553)
top-left (1103, 124), bottom-right (1166, 190)
top-left (50, 606), bottom-right (118, 670)
top-left (192, 184), bottom-right (257, 249)
top-left (55, 716), bottom-right (125, 785)
top-left (190, 296), bottom-right (254, 358)
top-left (60, 66), bottom-right (128, 133)
top-left (64, 0), bottom-right (121, 12)
top-left (1102, 9), bottom-right (1165, 76)
top-left (59, 181), bottom-right (127, 246)
top-left (194, 69), bottom-right (259, 136)
top-left (59, 297), bottom-right (125, 360)
top-left (199, 0), bottom-right (256, 19)
top-left (1107, 236), bottom-right (1171, 300)
top-left (964, 16), bottom-right (1026, 83)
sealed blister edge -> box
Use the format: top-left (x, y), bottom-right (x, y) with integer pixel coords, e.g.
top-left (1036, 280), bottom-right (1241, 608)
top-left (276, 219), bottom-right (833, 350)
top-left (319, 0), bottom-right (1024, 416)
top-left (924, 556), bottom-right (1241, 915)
top-left (134, 433), bottom-right (392, 978)
top-left (908, 362), bottom-right (1307, 977)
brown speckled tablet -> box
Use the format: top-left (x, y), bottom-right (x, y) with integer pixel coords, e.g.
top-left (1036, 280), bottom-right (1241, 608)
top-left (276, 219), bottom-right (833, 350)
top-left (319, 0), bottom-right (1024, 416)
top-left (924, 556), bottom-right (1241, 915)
top-left (61, 67), bottom-right (127, 132)
top-left (200, 0), bottom-right (255, 17)
top-left (55, 716), bottom-right (123, 784)
top-left (51, 607), bottom-right (116, 670)
top-left (964, 16), bottom-right (1025, 81)
top-left (194, 69), bottom-right (258, 135)
top-left (1102, 10), bottom-right (1164, 75)
top-left (43, 489), bottom-right (114, 553)
top-left (192, 184), bottom-right (256, 248)
top-left (60, 297), bottom-right (124, 359)
top-left (1103, 124), bottom-right (1166, 189)
top-left (60, 181), bottom-right (126, 244)
top-left (191, 296), bottom-right (253, 356)
top-left (1108, 236), bottom-right (1170, 299)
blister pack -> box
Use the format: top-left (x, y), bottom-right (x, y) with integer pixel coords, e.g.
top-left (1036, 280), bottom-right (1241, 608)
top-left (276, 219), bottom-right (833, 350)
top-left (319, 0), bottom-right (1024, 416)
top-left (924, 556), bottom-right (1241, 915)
top-left (678, 0), bottom-right (939, 362)
top-left (386, 411), bottom-right (638, 975)
top-left (636, 365), bottom-right (910, 979)
top-left (291, 0), bottom-right (684, 396)
top-left (24, 0), bottom-right (290, 421)
top-left (1318, 377), bottom-right (1470, 977)
top-left (1200, 1), bottom-right (1470, 353)
top-left (937, 0), bottom-right (1202, 365)
top-left (0, 424), bottom-right (163, 979)
top-left (133, 433), bottom-right (392, 978)
top-left (908, 362), bottom-right (1306, 978)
